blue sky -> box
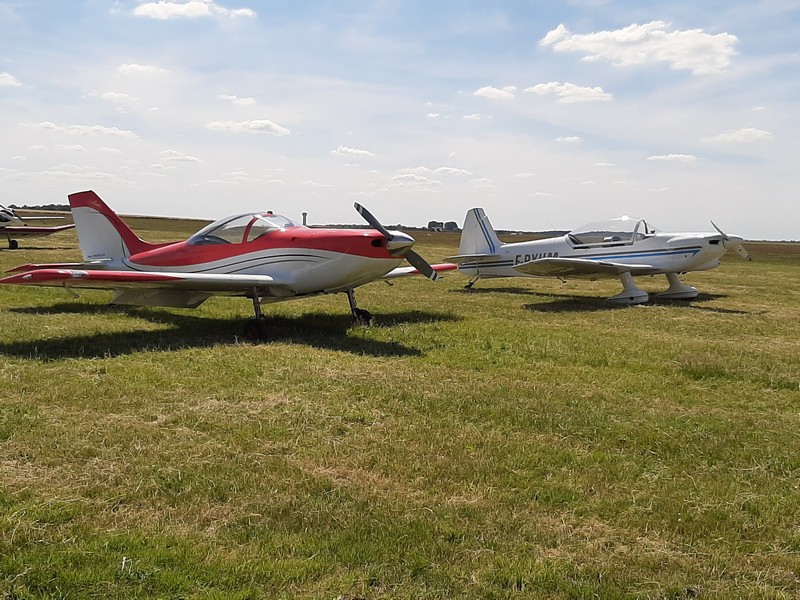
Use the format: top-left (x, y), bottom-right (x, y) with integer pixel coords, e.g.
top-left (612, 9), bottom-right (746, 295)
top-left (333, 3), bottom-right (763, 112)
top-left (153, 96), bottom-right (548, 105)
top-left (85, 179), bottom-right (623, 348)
top-left (1, 1), bottom-right (798, 239)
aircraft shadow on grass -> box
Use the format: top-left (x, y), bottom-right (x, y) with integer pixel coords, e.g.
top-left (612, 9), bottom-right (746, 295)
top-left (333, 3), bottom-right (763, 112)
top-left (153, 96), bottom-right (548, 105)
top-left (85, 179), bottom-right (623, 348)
top-left (522, 291), bottom-right (752, 315)
top-left (3, 303), bottom-right (460, 359)
top-left (2, 245), bottom-right (76, 252)
top-left (453, 286), bottom-right (540, 296)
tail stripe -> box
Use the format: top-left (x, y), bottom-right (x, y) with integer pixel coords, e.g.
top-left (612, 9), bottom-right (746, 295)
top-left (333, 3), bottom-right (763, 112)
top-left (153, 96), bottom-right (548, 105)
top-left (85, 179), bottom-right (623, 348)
top-left (476, 209), bottom-right (497, 253)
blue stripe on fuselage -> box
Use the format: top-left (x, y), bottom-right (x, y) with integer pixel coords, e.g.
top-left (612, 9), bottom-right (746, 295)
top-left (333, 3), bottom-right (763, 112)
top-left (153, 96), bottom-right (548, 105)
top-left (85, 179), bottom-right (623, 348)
top-left (580, 246), bottom-right (702, 261)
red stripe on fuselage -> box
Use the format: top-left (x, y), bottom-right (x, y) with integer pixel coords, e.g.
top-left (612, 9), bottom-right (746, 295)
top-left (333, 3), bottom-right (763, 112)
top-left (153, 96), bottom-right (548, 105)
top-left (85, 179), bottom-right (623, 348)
top-left (128, 228), bottom-right (393, 267)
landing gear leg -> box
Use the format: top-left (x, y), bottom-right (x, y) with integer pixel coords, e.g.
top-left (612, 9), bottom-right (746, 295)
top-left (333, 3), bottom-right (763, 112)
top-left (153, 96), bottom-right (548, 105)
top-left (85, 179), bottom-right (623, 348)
top-left (657, 273), bottom-right (698, 300)
top-left (346, 289), bottom-right (373, 325)
top-left (606, 272), bottom-right (649, 305)
top-left (243, 288), bottom-right (268, 341)
top-left (464, 276), bottom-right (480, 289)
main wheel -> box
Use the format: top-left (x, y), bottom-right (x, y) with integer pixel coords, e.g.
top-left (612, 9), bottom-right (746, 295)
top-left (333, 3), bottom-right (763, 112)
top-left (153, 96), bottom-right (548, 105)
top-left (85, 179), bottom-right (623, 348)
top-left (9, 239), bottom-right (18, 250)
top-left (352, 308), bottom-right (374, 326)
top-left (243, 317), bottom-right (268, 341)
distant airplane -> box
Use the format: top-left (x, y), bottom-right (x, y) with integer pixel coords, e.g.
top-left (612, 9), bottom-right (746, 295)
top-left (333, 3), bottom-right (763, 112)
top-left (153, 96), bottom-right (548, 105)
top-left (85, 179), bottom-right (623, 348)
top-left (448, 208), bottom-right (751, 304)
top-left (0, 191), bottom-right (456, 339)
top-left (0, 205), bottom-right (75, 249)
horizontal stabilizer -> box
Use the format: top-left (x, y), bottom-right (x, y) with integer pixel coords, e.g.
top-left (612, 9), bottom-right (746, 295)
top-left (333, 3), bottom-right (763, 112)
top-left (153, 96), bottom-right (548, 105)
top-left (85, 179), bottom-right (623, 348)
top-left (445, 253), bottom-right (502, 264)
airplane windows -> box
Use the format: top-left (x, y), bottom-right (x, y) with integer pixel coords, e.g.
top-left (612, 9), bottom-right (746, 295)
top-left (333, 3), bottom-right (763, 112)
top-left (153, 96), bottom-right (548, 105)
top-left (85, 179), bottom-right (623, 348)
top-left (246, 216), bottom-right (279, 242)
top-left (189, 212), bottom-right (301, 245)
top-left (569, 216), bottom-right (645, 246)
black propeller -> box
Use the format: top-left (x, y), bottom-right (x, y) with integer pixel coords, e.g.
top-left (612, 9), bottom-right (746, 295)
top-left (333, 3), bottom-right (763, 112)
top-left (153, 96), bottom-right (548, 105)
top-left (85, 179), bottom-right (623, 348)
top-left (354, 202), bottom-right (438, 280)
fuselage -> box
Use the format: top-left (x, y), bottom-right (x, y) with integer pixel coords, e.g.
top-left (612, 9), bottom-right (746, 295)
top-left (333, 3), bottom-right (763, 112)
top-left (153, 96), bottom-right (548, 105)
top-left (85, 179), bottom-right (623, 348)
top-left (458, 230), bottom-right (731, 279)
top-left (120, 225), bottom-right (408, 295)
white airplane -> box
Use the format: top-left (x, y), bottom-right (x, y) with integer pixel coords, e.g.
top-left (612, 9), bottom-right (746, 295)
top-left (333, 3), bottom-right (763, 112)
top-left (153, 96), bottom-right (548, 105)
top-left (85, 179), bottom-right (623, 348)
top-left (0, 205), bottom-right (75, 249)
top-left (448, 208), bottom-right (751, 304)
top-left (0, 191), bottom-right (456, 339)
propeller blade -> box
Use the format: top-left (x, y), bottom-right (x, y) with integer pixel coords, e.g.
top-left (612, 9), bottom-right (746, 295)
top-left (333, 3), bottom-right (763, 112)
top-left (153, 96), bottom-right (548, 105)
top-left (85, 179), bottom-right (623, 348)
top-left (710, 220), bottom-right (728, 240)
top-left (710, 220), bottom-right (752, 261)
top-left (405, 249), bottom-right (438, 281)
top-left (354, 202), bottom-right (393, 240)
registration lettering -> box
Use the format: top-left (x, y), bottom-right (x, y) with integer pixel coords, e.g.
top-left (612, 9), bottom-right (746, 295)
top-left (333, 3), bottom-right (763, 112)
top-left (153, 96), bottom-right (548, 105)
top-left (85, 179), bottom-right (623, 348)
top-left (514, 251), bottom-right (558, 265)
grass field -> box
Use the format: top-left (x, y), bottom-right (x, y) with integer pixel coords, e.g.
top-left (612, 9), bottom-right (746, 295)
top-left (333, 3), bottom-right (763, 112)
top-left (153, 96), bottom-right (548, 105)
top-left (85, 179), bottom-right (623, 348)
top-left (1, 218), bottom-right (798, 599)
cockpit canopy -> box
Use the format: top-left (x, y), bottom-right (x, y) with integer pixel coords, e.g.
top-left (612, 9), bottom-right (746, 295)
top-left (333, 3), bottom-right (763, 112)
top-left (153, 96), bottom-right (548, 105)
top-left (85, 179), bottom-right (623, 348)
top-left (568, 216), bottom-right (656, 246)
top-left (188, 212), bottom-right (301, 245)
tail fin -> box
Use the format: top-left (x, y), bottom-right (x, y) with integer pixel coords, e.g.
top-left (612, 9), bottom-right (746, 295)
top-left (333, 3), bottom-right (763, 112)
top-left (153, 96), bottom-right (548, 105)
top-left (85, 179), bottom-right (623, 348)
top-left (68, 190), bottom-right (157, 261)
top-left (459, 207), bottom-right (503, 256)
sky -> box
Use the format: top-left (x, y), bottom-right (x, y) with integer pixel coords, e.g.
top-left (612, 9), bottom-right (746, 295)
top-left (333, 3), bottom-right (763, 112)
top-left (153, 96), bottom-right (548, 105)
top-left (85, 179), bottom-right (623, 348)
top-left (1, 1), bottom-right (798, 240)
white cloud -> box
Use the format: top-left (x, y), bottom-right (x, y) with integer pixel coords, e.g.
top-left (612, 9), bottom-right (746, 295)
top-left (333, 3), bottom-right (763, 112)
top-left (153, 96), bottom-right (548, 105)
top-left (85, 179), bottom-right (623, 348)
top-left (33, 122), bottom-right (139, 139)
top-left (474, 85), bottom-right (516, 100)
top-left (98, 91), bottom-right (140, 102)
top-left (556, 136), bottom-right (583, 143)
top-left (160, 149), bottom-right (202, 162)
top-left (702, 128), bottom-right (773, 143)
top-left (38, 164), bottom-right (118, 181)
top-left (0, 72), bottom-right (22, 87)
top-left (205, 119), bottom-right (290, 135)
top-left (219, 94), bottom-right (256, 106)
top-left (463, 114), bottom-right (481, 121)
top-left (426, 112), bottom-right (440, 118)
top-left (133, 1), bottom-right (256, 20)
top-left (646, 154), bottom-right (698, 162)
top-left (118, 63), bottom-right (168, 75)
top-left (470, 177), bottom-right (495, 188)
top-left (540, 22), bottom-right (738, 75)
top-left (434, 166), bottom-right (472, 176)
top-left (389, 173), bottom-right (442, 190)
top-left (399, 166), bottom-right (472, 176)
top-left (332, 145), bottom-right (375, 157)
top-left (525, 81), bottom-right (612, 103)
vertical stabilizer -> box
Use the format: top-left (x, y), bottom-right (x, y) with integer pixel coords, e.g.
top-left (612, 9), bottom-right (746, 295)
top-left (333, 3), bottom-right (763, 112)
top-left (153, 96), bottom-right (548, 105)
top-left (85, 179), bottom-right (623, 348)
top-left (68, 191), bottom-right (156, 261)
top-left (459, 207), bottom-right (503, 256)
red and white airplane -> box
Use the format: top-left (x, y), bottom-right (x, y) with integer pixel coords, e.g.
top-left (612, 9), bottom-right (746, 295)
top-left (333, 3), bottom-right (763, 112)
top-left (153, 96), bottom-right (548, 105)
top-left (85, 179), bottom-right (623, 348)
top-left (0, 191), bottom-right (455, 339)
top-left (1, 205), bottom-right (75, 249)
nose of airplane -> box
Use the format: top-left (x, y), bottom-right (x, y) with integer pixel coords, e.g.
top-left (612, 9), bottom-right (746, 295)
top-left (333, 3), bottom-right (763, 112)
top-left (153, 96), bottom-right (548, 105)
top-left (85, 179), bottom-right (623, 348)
top-left (710, 221), bottom-right (752, 261)
top-left (385, 230), bottom-right (415, 255)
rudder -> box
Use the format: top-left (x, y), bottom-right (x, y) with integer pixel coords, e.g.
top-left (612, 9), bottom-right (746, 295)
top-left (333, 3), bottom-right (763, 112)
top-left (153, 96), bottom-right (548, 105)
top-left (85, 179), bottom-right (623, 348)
top-left (68, 190), bottom-right (156, 261)
top-left (459, 207), bottom-right (503, 256)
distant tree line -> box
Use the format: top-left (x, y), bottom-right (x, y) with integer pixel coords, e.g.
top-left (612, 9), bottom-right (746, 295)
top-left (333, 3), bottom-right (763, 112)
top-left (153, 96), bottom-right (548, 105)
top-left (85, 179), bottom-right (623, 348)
top-left (10, 204), bottom-right (70, 212)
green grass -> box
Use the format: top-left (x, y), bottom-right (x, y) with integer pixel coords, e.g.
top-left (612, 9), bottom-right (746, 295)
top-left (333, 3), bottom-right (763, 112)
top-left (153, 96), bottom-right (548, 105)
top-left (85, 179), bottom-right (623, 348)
top-left (1, 223), bottom-right (799, 598)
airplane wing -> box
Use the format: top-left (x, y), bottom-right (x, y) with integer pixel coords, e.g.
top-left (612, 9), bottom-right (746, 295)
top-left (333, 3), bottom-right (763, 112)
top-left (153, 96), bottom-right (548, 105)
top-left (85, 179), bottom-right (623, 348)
top-left (0, 268), bottom-right (275, 291)
top-left (0, 268), bottom-right (283, 308)
top-left (2, 224), bottom-right (75, 238)
top-left (513, 257), bottom-right (657, 278)
top-left (382, 263), bottom-right (458, 279)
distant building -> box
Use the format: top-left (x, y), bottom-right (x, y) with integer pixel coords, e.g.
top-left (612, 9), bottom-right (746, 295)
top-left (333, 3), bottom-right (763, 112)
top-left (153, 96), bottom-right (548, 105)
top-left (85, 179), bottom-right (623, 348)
top-left (444, 221), bottom-right (458, 231)
top-left (427, 220), bottom-right (444, 231)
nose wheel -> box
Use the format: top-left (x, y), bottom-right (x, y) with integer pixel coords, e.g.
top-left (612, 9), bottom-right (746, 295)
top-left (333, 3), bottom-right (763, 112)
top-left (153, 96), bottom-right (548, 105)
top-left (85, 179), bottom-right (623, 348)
top-left (346, 289), bottom-right (373, 325)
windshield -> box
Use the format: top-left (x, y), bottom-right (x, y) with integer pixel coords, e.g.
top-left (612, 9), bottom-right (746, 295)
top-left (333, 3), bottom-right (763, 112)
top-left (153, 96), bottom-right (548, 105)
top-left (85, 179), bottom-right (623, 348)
top-left (568, 216), bottom-right (655, 245)
top-left (188, 212), bottom-right (300, 245)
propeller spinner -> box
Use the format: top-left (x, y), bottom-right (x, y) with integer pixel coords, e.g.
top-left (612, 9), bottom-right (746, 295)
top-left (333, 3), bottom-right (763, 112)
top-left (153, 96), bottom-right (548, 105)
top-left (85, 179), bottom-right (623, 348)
top-left (354, 203), bottom-right (439, 280)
